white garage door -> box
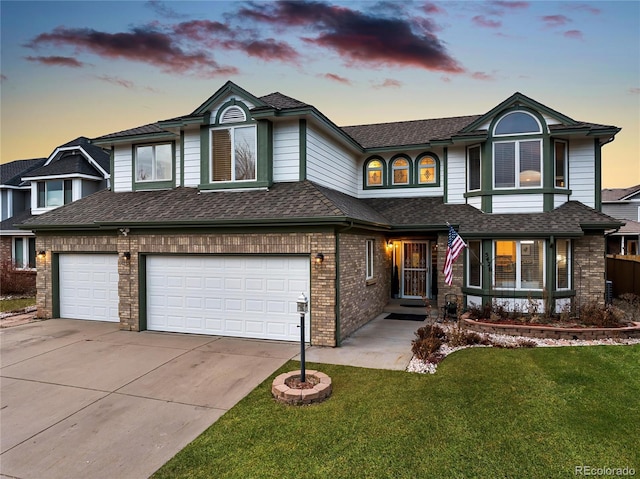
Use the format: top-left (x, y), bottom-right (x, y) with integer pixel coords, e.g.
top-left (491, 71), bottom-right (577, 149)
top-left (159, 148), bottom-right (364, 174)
top-left (59, 254), bottom-right (119, 322)
top-left (146, 255), bottom-right (309, 341)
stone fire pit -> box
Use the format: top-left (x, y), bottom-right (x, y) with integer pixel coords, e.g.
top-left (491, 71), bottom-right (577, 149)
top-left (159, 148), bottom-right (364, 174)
top-left (271, 370), bottom-right (332, 405)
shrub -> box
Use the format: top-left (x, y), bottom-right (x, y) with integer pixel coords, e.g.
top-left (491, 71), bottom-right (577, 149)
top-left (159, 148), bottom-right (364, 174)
top-left (0, 258), bottom-right (36, 296)
top-left (412, 325), bottom-right (446, 360)
top-left (446, 325), bottom-right (490, 347)
top-left (619, 293), bottom-right (640, 321)
top-left (579, 300), bottom-right (626, 328)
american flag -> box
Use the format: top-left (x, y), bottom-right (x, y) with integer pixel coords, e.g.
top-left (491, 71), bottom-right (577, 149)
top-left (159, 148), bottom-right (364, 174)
top-left (443, 225), bottom-right (466, 286)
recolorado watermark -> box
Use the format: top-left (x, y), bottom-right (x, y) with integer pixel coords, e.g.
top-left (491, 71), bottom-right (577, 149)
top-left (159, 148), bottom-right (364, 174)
top-left (575, 466), bottom-right (636, 476)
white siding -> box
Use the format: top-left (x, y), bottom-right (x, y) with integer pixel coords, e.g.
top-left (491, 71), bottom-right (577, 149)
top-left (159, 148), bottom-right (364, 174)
top-left (183, 129), bottom-right (201, 187)
top-left (554, 193), bottom-right (571, 209)
top-left (492, 194), bottom-right (543, 213)
top-left (467, 196), bottom-right (482, 210)
top-left (174, 140), bottom-right (182, 187)
top-left (306, 125), bottom-right (358, 196)
top-left (209, 95), bottom-right (257, 124)
top-left (113, 144), bottom-right (132, 192)
top-left (447, 147), bottom-right (466, 204)
top-left (567, 139), bottom-right (595, 207)
top-left (273, 120), bottom-right (300, 182)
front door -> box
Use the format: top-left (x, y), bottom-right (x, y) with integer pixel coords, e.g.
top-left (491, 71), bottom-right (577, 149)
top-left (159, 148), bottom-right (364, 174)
top-left (401, 241), bottom-right (430, 299)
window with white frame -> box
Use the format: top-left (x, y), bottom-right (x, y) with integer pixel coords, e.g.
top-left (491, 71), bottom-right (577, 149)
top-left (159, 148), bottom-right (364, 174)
top-left (556, 239), bottom-right (571, 289)
top-left (135, 144), bottom-right (172, 182)
top-left (417, 155), bottom-right (436, 184)
top-left (554, 140), bottom-right (567, 188)
top-left (37, 180), bottom-right (72, 208)
top-left (211, 126), bottom-right (256, 181)
top-left (494, 240), bottom-right (544, 290)
top-left (467, 145), bottom-right (481, 191)
top-left (366, 239), bottom-right (374, 280)
top-left (467, 240), bottom-right (482, 287)
top-left (13, 237), bottom-right (36, 269)
top-left (493, 111), bottom-right (542, 189)
top-left (391, 157), bottom-right (410, 185)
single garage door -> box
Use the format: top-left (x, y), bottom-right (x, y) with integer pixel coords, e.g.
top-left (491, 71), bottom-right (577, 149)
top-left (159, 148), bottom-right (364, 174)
top-left (59, 254), bottom-right (119, 322)
top-left (146, 255), bottom-right (309, 341)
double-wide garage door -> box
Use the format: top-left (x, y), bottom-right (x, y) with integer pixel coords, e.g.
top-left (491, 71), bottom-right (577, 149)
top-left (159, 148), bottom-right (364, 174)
top-left (146, 255), bottom-right (309, 341)
top-left (59, 254), bottom-right (119, 322)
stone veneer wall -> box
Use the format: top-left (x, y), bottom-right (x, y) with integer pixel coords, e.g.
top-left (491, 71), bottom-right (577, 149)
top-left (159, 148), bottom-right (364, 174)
top-left (35, 230), bottom-right (338, 346)
top-left (338, 233), bottom-right (390, 342)
top-left (573, 233), bottom-right (606, 307)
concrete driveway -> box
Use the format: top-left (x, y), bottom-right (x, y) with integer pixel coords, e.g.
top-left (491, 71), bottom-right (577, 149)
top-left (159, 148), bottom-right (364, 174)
top-left (0, 319), bottom-right (299, 479)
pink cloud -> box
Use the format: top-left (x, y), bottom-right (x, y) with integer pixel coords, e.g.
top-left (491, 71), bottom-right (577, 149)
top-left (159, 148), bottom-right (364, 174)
top-left (24, 55), bottom-right (83, 67)
top-left (471, 71), bottom-right (496, 81)
top-left (94, 75), bottom-right (134, 88)
top-left (541, 15), bottom-right (571, 28)
top-left (563, 30), bottom-right (583, 40)
top-left (422, 2), bottom-right (446, 15)
top-left (239, 1), bottom-right (465, 74)
top-left (472, 15), bottom-right (502, 28)
top-left (373, 78), bottom-right (402, 89)
top-left (491, 1), bottom-right (529, 11)
top-left (322, 73), bottom-right (351, 84)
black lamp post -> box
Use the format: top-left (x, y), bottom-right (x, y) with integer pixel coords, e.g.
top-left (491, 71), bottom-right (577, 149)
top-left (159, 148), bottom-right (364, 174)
top-left (296, 292), bottom-right (308, 383)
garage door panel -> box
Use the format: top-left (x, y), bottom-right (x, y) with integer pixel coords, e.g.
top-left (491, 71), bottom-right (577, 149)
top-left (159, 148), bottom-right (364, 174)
top-left (59, 254), bottom-right (119, 322)
top-left (147, 256), bottom-right (309, 341)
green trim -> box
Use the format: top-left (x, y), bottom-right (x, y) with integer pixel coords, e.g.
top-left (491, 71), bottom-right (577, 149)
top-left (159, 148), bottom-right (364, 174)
top-left (200, 125), bottom-right (209, 185)
top-left (52, 253), bottom-right (60, 318)
top-left (299, 119), bottom-right (307, 181)
top-left (363, 155), bottom-right (387, 189)
top-left (213, 99), bottom-right (253, 125)
top-left (131, 141), bottom-right (177, 191)
top-left (191, 80), bottom-right (267, 116)
top-left (443, 147), bottom-right (448, 203)
top-left (465, 187), bottom-right (573, 198)
top-left (93, 131), bottom-right (175, 147)
top-left (197, 180), bottom-right (272, 191)
top-left (595, 138), bottom-right (602, 211)
top-left (480, 141), bottom-right (492, 212)
top-left (138, 254), bottom-right (147, 331)
top-left (180, 131), bottom-right (185, 187)
top-left (257, 120), bottom-right (273, 186)
top-left (109, 147), bottom-right (115, 188)
top-left (158, 116), bottom-right (205, 129)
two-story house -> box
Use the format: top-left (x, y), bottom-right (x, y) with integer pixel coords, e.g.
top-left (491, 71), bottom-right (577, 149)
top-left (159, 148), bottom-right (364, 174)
top-left (22, 81), bottom-right (622, 346)
top-left (1, 137), bottom-right (110, 275)
top-left (602, 184), bottom-right (640, 256)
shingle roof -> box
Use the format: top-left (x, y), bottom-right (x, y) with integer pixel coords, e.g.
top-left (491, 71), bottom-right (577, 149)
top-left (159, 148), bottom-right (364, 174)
top-left (341, 115), bottom-right (481, 149)
top-left (258, 92), bottom-right (310, 110)
top-left (21, 181), bottom-right (622, 236)
top-left (0, 158), bottom-right (47, 186)
top-left (0, 210), bottom-right (35, 231)
top-left (94, 123), bottom-right (167, 141)
top-left (602, 184), bottom-right (640, 202)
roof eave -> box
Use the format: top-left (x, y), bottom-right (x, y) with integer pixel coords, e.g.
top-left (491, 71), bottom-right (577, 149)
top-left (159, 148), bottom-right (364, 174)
top-left (93, 131), bottom-right (177, 146)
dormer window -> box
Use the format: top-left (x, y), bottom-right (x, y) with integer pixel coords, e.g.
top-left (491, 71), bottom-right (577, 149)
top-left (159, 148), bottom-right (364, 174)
top-left (37, 180), bottom-right (72, 208)
top-left (210, 105), bottom-right (256, 183)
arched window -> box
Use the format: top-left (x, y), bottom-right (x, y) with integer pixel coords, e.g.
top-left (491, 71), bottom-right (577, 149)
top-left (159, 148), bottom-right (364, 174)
top-left (220, 106), bottom-right (246, 124)
top-left (391, 157), bottom-right (410, 185)
top-left (494, 111), bottom-right (541, 136)
top-left (417, 156), bottom-right (437, 184)
top-left (366, 158), bottom-right (384, 186)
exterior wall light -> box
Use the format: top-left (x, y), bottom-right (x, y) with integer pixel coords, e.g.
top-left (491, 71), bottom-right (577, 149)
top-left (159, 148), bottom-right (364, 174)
top-left (314, 252), bottom-right (324, 265)
top-left (123, 252), bottom-right (131, 260)
top-left (37, 250), bottom-right (46, 258)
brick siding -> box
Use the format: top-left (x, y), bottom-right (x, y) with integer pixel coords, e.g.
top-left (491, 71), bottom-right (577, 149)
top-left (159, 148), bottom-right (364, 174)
top-left (573, 233), bottom-right (607, 307)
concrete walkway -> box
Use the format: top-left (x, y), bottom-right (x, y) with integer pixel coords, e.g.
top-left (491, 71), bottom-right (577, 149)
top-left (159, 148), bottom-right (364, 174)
top-left (0, 319), bottom-right (299, 479)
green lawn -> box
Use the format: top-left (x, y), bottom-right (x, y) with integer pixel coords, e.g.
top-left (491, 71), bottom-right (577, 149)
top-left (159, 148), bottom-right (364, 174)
top-left (153, 345), bottom-right (640, 479)
top-left (0, 296), bottom-right (35, 312)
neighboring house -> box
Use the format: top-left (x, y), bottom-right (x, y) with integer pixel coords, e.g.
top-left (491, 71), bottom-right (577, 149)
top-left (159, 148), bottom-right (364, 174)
top-left (1, 137), bottom-right (110, 271)
top-left (602, 184), bottom-right (640, 255)
top-left (22, 81), bottom-right (622, 346)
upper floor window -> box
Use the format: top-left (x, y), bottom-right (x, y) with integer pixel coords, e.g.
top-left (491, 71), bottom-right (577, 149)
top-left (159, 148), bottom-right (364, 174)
top-left (211, 125), bottom-right (257, 182)
top-left (391, 157), bottom-right (410, 185)
top-left (554, 140), bottom-right (567, 188)
top-left (494, 111), bottom-right (541, 136)
top-left (366, 158), bottom-right (384, 187)
top-left (467, 145), bottom-right (481, 191)
top-left (37, 180), bottom-right (72, 208)
top-left (136, 144), bottom-right (172, 182)
top-left (494, 140), bottom-right (541, 188)
top-left (417, 155), bottom-right (436, 184)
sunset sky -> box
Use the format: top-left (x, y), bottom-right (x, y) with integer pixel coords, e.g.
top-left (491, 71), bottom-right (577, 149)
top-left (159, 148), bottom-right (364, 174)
top-left (1, 0), bottom-right (638, 188)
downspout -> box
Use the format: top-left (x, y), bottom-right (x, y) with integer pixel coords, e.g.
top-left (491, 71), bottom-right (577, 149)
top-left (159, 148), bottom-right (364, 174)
top-left (595, 136), bottom-right (615, 212)
top-left (334, 220), bottom-right (354, 346)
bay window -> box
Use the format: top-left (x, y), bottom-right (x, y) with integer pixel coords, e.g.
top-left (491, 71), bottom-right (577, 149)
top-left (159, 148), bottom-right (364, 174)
top-left (494, 240), bottom-right (544, 290)
top-left (556, 239), bottom-right (571, 289)
top-left (467, 240), bottom-right (482, 287)
top-left (554, 140), bottom-right (567, 188)
top-left (494, 140), bottom-right (541, 188)
top-left (467, 145), bottom-right (481, 191)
